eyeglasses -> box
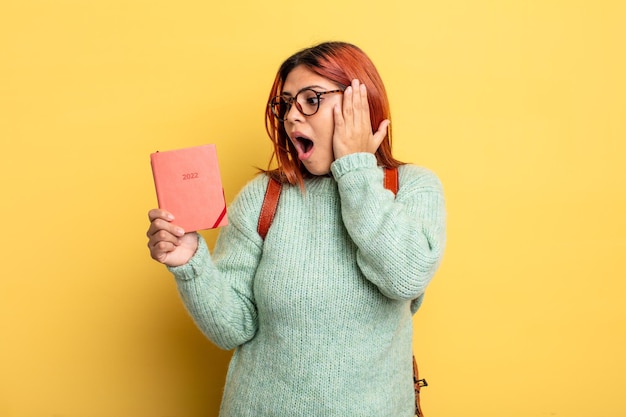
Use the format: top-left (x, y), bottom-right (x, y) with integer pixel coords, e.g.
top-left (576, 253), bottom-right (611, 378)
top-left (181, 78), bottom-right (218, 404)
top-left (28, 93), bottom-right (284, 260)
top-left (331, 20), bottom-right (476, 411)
top-left (268, 88), bottom-right (344, 122)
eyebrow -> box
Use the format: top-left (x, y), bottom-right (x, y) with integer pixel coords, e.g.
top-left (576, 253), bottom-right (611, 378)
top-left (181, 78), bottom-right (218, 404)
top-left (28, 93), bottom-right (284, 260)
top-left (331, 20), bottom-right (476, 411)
top-left (281, 84), bottom-right (327, 96)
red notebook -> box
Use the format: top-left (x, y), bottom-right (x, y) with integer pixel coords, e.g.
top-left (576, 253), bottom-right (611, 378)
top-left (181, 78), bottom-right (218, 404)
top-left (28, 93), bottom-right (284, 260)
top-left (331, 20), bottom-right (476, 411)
top-left (150, 144), bottom-right (228, 232)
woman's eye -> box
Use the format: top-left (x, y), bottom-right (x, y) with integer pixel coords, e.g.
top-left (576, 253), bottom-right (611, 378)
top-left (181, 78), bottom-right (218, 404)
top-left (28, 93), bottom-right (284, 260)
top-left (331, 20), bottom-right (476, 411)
top-left (305, 96), bottom-right (320, 105)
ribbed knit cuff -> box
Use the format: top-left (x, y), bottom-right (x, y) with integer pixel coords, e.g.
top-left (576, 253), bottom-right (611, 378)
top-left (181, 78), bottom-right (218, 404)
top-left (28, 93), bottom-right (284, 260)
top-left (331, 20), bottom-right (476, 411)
top-left (167, 233), bottom-right (210, 281)
top-left (330, 152), bottom-right (378, 179)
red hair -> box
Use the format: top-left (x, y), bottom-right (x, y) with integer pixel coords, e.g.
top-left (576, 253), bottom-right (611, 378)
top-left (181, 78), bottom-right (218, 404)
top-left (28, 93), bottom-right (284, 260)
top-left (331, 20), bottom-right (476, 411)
top-left (264, 41), bottom-right (403, 186)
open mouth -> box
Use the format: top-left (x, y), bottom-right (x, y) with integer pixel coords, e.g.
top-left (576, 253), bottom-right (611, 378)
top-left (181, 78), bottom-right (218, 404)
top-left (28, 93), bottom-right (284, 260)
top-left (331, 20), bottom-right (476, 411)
top-left (290, 132), bottom-right (315, 161)
top-left (297, 137), bottom-right (314, 153)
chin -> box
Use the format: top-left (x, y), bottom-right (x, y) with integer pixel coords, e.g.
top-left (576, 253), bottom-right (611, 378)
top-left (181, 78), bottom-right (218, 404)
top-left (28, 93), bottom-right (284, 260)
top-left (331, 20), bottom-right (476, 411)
top-left (305, 164), bottom-right (331, 176)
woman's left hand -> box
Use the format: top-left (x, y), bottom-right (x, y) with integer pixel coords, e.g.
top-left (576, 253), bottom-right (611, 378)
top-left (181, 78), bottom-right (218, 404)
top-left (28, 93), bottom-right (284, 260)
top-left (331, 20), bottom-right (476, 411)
top-left (332, 79), bottom-right (390, 160)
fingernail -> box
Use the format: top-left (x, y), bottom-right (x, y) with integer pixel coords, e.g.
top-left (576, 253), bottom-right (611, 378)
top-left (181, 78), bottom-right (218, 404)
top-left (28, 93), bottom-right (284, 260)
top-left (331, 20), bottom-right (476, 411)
top-left (176, 227), bottom-right (185, 236)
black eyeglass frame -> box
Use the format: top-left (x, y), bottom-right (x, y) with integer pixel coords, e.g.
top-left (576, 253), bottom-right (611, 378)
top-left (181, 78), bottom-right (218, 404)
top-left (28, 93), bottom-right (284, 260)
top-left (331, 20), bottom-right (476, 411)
top-left (268, 88), bottom-right (345, 122)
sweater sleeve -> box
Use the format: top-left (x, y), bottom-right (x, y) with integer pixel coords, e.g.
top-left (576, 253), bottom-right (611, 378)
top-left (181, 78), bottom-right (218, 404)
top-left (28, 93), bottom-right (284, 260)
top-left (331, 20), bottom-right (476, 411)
top-left (331, 153), bottom-right (446, 309)
top-left (167, 175), bottom-right (268, 350)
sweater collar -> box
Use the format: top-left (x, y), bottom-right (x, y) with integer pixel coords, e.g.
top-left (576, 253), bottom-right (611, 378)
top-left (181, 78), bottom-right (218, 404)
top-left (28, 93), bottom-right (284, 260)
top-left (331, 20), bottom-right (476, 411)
top-left (303, 175), bottom-right (338, 196)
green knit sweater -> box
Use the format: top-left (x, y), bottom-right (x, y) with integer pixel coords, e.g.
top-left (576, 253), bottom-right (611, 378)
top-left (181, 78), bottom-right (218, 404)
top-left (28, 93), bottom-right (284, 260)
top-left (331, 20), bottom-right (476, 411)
top-left (169, 153), bottom-right (446, 416)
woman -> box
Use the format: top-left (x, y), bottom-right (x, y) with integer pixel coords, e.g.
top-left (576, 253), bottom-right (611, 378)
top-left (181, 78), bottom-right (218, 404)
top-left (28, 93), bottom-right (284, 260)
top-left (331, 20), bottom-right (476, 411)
top-left (147, 41), bottom-right (446, 416)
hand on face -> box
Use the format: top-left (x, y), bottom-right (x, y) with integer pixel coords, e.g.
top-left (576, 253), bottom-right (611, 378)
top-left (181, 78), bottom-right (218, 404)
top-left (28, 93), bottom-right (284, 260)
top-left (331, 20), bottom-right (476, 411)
top-left (332, 79), bottom-right (390, 160)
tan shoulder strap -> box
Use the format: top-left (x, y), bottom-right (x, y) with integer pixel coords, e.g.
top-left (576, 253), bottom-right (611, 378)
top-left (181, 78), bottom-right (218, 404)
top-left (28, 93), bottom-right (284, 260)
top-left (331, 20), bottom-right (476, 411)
top-left (414, 355), bottom-right (428, 417)
top-left (257, 177), bottom-right (282, 240)
top-left (384, 166), bottom-right (399, 195)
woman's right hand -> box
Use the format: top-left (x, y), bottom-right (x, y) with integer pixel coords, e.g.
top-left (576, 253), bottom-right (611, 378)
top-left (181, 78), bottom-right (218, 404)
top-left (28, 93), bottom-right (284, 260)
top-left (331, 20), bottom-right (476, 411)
top-left (147, 209), bottom-right (199, 267)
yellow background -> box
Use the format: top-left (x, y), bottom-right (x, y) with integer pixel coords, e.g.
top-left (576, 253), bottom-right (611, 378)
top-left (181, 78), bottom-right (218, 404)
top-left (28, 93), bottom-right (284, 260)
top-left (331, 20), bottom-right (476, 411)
top-left (1, 0), bottom-right (624, 416)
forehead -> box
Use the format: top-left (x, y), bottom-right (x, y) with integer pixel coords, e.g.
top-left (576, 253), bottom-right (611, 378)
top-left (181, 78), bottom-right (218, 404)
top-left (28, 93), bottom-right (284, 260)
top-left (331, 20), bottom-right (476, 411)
top-left (282, 65), bottom-right (335, 94)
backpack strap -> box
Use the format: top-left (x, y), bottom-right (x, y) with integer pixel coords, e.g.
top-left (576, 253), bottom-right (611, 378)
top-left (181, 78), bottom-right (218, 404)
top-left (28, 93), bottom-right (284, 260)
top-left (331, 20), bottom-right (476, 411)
top-left (414, 355), bottom-right (428, 417)
top-left (384, 166), bottom-right (399, 195)
top-left (257, 176), bottom-right (283, 240)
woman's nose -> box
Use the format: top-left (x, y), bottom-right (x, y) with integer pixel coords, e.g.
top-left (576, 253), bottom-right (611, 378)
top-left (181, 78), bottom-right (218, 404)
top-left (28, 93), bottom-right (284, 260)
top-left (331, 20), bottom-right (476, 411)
top-left (285, 100), bottom-right (304, 123)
